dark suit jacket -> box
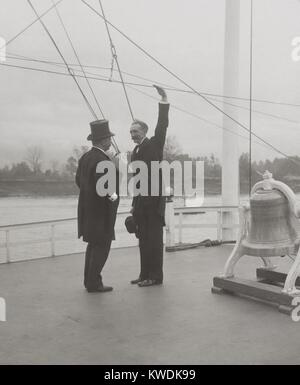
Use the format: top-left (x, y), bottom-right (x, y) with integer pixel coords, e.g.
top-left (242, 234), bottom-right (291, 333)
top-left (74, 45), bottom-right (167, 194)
top-left (76, 147), bottom-right (119, 244)
top-left (131, 102), bottom-right (170, 222)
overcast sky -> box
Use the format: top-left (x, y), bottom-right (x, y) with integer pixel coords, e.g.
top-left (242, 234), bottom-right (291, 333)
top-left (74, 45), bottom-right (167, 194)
top-left (1, 0), bottom-right (300, 169)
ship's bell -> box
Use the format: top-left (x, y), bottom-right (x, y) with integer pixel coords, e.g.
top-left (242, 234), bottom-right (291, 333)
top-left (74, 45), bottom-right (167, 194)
top-left (242, 188), bottom-right (300, 257)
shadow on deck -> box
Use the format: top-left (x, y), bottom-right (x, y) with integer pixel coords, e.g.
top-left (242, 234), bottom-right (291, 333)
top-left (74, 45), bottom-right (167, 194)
top-left (0, 245), bottom-right (299, 365)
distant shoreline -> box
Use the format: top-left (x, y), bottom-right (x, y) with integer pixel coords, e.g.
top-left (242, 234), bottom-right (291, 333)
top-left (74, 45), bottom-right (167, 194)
top-left (0, 179), bottom-right (299, 198)
top-left (0, 179), bottom-right (222, 197)
top-left (0, 180), bottom-right (78, 197)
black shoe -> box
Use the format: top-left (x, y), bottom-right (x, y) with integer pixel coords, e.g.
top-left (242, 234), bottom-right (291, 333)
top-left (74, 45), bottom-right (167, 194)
top-left (138, 279), bottom-right (162, 287)
top-left (130, 278), bottom-right (142, 285)
top-left (87, 285), bottom-right (113, 293)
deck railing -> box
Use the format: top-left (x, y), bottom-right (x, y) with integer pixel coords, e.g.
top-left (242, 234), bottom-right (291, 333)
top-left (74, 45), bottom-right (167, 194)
top-left (0, 217), bottom-right (79, 263)
top-left (0, 203), bottom-right (239, 264)
top-left (165, 203), bottom-right (239, 247)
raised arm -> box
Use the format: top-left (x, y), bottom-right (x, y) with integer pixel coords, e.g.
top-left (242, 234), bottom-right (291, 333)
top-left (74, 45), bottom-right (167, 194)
top-left (153, 85), bottom-right (169, 153)
top-left (154, 85), bottom-right (168, 103)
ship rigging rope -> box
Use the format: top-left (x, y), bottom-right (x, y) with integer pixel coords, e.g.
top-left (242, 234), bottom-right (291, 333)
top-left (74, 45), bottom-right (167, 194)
top-left (2, 3), bottom-right (299, 164)
top-left (1, 60), bottom-right (299, 159)
top-left (209, 97), bottom-right (300, 125)
top-left (81, 0), bottom-right (300, 168)
top-left (4, 51), bottom-right (300, 108)
top-left (1, 61), bottom-right (266, 149)
top-left (27, 0), bottom-right (98, 120)
top-left (6, 52), bottom-right (300, 125)
top-left (0, 61), bottom-right (158, 88)
top-left (98, 0), bottom-right (134, 120)
top-left (249, 0), bottom-right (254, 195)
top-left (6, 52), bottom-right (175, 90)
top-left (51, 0), bottom-right (105, 119)
top-left (127, 85), bottom-right (273, 151)
top-left (0, 0), bottom-right (64, 51)
top-left (49, 0), bottom-right (120, 153)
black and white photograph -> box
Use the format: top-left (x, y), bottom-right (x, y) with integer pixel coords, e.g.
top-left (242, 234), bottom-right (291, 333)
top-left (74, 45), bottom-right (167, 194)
top-left (0, 0), bottom-right (300, 368)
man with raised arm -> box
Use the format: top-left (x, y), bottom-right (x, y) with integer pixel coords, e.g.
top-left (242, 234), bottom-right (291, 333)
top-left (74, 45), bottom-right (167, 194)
top-left (130, 85), bottom-right (170, 287)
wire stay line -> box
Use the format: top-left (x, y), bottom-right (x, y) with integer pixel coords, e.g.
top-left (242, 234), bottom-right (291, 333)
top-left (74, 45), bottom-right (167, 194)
top-left (2, 60), bottom-right (299, 161)
top-left (81, 0), bottom-right (300, 167)
top-left (98, 0), bottom-right (134, 120)
top-left (3, 58), bottom-right (300, 129)
top-left (0, 0), bottom-right (64, 51)
top-left (50, 0), bottom-right (105, 118)
top-left (249, 0), bottom-right (254, 194)
top-left (27, 0), bottom-right (98, 120)
top-left (0, 60), bottom-right (253, 146)
top-left (128, 85), bottom-right (278, 152)
top-left (6, 51), bottom-right (300, 108)
top-left (0, 61), bottom-right (155, 88)
top-left (128, 84), bottom-right (286, 153)
top-left (209, 97), bottom-right (300, 125)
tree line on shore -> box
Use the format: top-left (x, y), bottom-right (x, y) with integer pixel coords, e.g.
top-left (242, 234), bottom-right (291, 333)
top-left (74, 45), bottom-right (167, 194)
top-left (0, 138), bottom-right (299, 190)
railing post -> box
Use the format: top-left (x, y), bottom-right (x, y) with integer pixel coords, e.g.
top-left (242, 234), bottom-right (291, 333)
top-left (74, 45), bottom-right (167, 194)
top-left (178, 212), bottom-right (183, 244)
top-left (217, 209), bottom-right (222, 242)
top-left (165, 198), bottom-right (175, 248)
top-left (51, 224), bottom-right (55, 257)
top-left (5, 230), bottom-right (10, 263)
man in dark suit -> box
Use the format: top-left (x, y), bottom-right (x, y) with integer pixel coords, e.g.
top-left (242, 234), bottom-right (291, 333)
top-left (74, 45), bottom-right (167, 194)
top-left (130, 85), bottom-right (169, 287)
top-left (76, 120), bottom-right (119, 293)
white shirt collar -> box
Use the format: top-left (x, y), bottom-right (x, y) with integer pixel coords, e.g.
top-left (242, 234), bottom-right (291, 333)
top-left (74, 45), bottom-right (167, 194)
top-left (139, 137), bottom-right (147, 146)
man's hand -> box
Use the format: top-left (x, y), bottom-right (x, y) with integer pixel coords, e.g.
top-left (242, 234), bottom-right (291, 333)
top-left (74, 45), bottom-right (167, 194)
top-left (153, 85), bottom-right (168, 102)
top-left (108, 192), bottom-right (118, 202)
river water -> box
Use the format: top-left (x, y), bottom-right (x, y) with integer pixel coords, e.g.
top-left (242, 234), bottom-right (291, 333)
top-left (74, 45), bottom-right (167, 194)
top-left (0, 194), bottom-right (299, 263)
top-left (0, 194), bottom-right (255, 226)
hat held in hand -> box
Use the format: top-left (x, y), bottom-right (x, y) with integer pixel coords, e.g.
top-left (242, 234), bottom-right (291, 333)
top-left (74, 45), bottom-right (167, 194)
top-left (125, 215), bottom-right (137, 234)
top-left (87, 120), bottom-right (115, 141)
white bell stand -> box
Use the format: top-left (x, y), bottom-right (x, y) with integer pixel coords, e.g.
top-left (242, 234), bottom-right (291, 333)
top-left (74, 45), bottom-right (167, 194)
top-left (212, 171), bottom-right (300, 314)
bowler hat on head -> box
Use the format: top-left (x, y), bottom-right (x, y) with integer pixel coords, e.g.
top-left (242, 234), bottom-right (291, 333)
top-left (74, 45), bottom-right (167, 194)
top-left (87, 119), bottom-right (115, 141)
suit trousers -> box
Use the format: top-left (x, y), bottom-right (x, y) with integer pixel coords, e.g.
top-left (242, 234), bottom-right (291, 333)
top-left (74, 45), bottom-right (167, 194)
top-left (136, 205), bottom-right (164, 282)
top-left (84, 239), bottom-right (112, 290)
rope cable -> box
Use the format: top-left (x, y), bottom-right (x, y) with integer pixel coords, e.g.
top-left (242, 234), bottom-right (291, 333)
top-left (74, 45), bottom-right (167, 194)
top-left (98, 0), bottom-right (134, 120)
top-left (209, 96), bottom-right (300, 125)
top-left (109, 55), bottom-right (115, 82)
top-left (6, 52), bottom-right (300, 108)
top-left (81, 0), bottom-right (300, 168)
top-left (128, 85), bottom-right (272, 151)
top-left (2, 60), bottom-right (299, 161)
top-left (2, 59), bottom-right (246, 143)
top-left (44, 0), bottom-right (119, 153)
top-left (0, 58), bottom-right (270, 145)
top-left (51, 0), bottom-right (105, 118)
top-left (0, 61), bottom-right (155, 88)
top-left (249, 0), bottom-right (254, 196)
top-left (0, 0), bottom-right (64, 50)
top-left (27, 0), bottom-right (98, 120)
